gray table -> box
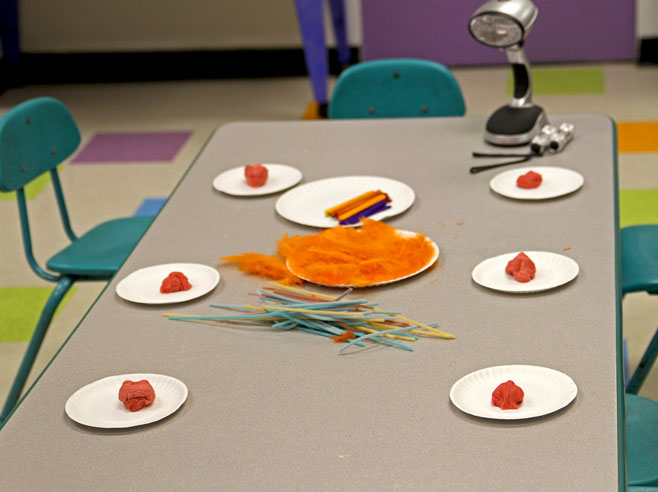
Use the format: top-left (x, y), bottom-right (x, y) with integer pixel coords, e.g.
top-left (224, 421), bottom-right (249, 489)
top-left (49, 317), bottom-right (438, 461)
top-left (0, 115), bottom-right (624, 491)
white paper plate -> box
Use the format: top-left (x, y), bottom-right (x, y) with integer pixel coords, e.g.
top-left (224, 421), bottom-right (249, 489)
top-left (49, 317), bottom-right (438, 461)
top-left (286, 230), bottom-right (439, 288)
top-left (490, 166), bottom-right (584, 200)
top-left (275, 175), bottom-right (415, 228)
top-left (65, 373), bottom-right (188, 428)
top-left (471, 251), bottom-right (579, 293)
top-left (116, 263), bottom-right (220, 304)
top-left (450, 365), bottom-right (577, 420)
top-left (213, 163), bottom-right (302, 196)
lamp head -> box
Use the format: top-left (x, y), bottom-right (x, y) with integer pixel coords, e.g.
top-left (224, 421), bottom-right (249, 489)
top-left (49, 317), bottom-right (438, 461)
top-left (469, 0), bottom-right (538, 48)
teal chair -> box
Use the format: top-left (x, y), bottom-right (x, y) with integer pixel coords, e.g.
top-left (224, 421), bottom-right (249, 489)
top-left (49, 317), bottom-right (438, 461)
top-left (328, 58), bottom-right (465, 119)
top-left (621, 227), bottom-right (658, 486)
top-left (621, 225), bottom-right (658, 394)
top-left (0, 97), bottom-right (153, 423)
top-left (626, 394), bottom-right (658, 486)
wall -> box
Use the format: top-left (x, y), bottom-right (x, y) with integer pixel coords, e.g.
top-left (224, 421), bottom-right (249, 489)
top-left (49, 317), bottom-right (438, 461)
top-left (637, 0), bottom-right (658, 38)
top-left (19, 0), bottom-right (362, 53)
top-left (361, 0), bottom-right (637, 65)
top-left (13, 0), bottom-right (654, 63)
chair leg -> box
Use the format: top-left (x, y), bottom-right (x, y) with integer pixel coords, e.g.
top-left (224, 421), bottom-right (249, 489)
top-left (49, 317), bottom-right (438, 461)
top-left (626, 326), bottom-right (658, 395)
top-left (623, 338), bottom-right (630, 387)
top-left (1, 276), bottom-right (75, 424)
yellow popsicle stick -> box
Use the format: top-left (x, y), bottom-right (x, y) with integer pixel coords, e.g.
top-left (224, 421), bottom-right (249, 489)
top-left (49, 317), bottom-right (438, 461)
top-left (395, 315), bottom-right (455, 339)
top-left (267, 282), bottom-right (338, 300)
top-left (409, 329), bottom-right (449, 338)
top-left (365, 323), bottom-right (417, 341)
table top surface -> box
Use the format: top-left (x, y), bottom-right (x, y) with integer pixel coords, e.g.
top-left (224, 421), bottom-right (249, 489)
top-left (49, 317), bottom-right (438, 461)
top-left (0, 115), bottom-right (621, 491)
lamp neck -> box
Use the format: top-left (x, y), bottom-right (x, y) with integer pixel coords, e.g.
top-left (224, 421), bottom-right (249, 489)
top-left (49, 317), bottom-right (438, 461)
top-left (505, 44), bottom-right (533, 107)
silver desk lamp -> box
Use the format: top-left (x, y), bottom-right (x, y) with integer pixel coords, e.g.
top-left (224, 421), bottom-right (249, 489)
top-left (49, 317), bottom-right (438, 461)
top-left (469, 0), bottom-right (547, 145)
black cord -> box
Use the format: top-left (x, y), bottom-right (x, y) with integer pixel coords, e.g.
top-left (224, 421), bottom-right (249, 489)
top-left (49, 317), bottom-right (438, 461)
top-left (469, 155), bottom-right (533, 174)
top-left (472, 152), bottom-right (534, 158)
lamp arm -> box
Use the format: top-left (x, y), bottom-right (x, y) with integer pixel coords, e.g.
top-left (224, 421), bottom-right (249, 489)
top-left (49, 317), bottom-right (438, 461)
top-left (506, 44), bottom-right (533, 107)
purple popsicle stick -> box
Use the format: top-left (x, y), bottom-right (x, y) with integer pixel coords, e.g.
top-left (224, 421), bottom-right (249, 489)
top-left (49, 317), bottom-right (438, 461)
top-left (339, 199), bottom-right (391, 225)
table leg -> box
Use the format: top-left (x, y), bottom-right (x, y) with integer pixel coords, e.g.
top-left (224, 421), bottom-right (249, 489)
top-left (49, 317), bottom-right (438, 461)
top-left (293, 0), bottom-right (328, 118)
top-left (328, 0), bottom-right (350, 68)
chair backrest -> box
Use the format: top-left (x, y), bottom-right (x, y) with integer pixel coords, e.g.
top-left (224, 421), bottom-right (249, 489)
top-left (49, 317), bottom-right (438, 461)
top-left (329, 58), bottom-right (466, 119)
top-left (621, 225), bottom-right (658, 295)
top-left (0, 97), bottom-right (81, 281)
top-left (0, 97), bottom-right (80, 192)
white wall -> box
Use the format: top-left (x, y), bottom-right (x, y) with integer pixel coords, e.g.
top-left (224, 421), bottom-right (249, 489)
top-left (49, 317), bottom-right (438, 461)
top-left (19, 0), bottom-right (362, 53)
top-left (636, 0), bottom-right (658, 38)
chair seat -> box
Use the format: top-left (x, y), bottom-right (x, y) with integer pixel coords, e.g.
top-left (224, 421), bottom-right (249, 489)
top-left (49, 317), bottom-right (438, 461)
top-left (622, 225), bottom-right (658, 294)
top-left (627, 394), bottom-right (658, 486)
top-left (46, 216), bottom-right (153, 277)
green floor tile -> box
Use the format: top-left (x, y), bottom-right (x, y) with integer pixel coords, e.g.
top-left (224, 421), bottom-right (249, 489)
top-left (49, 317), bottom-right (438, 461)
top-left (0, 171), bottom-right (52, 201)
top-left (0, 287), bottom-right (77, 342)
top-left (0, 165), bottom-right (68, 201)
top-left (507, 68), bottom-right (605, 95)
top-left (620, 188), bottom-right (658, 228)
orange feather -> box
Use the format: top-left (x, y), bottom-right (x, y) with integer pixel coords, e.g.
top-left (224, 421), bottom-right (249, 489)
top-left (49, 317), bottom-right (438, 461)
top-left (220, 253), bottom-right (303, 285)
top-left (278, 219), bottom-right (436, 286)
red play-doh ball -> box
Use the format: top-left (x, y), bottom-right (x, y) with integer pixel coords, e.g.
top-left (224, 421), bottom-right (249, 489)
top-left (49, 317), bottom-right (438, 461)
top-left (517, 170), bottom-right (542, 189)
top-left (245, 163), bottom-right (268, 187)
top-left (118, 379), bottom-right (156, 412)
top-left (492, 380), bottom-right (524, 410)
top-left (160, 272), bottom-right (192, 294)
top-left (505, 252), bottom-right (536, 283)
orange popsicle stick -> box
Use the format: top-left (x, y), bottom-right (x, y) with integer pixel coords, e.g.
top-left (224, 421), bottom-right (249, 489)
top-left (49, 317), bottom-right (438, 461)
top-left (325, 190), bottom-right (381, 217)
top-left (336, 193), bottom-right (389, 221)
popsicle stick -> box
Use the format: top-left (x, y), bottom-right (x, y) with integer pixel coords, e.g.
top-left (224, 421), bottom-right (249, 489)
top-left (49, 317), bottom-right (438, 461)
top-left (166, 313), bottom-right (277, 321)
top-left (337, 194), bottom-right (388, 221)
top-left (167, 281), bottom-right (453, 353)
top-left (359, 325), bottom-right (416, 341)
top-left (253, 305), bottom-right (370, 317)
top-left (339, 202), bottom-right (391, 225)
top-left (339, 327), bottom-right (414, 353)
top-left (394, 315), bottom-right (455, 339)
top-left (209, 303), bottom-right (265, 312)
top-left (325, 190), bottom-right (381, 216)
top-left (267, 282), bottom-right (337, 300)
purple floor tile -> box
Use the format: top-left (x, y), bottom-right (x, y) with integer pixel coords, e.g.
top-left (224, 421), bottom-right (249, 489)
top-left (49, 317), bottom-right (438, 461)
top-left (71, 131), bottom-right (192, 164)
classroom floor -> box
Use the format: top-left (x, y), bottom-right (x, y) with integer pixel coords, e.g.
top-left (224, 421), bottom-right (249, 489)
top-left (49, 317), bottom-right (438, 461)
top-left (1, 61), bottom-right (657, 411)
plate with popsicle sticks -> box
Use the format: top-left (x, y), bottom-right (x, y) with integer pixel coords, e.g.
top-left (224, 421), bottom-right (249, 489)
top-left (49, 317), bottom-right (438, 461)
top-left (275, 175), bottom-right (415, 228)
